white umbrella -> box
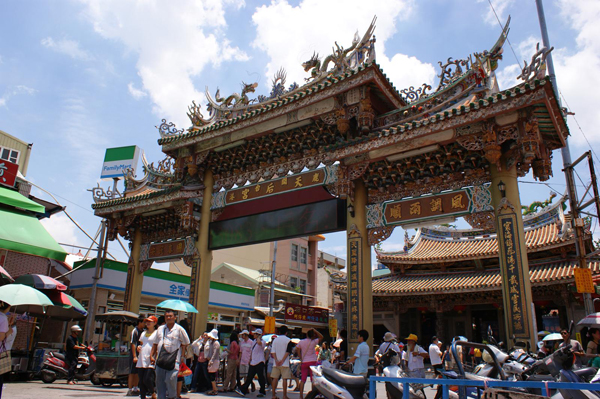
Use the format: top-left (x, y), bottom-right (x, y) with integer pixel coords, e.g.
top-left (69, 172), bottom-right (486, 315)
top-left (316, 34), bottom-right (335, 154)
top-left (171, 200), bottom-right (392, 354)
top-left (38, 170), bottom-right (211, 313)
top-left (543, 333), bottom-right (563, 341)
top-left (577, 313), bottom-right (600, 327)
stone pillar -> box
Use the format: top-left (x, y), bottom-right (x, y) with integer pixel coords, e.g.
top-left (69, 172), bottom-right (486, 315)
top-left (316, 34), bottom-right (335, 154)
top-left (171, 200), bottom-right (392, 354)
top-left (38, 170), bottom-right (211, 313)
top-left (123, 228), bottom-right (144, 313)
top-left (346, 179), bottom-right (373, 355)
top-left (490, 161), bottom-right (537, 348)
top-left (190, 169), bottom-right (214, 339)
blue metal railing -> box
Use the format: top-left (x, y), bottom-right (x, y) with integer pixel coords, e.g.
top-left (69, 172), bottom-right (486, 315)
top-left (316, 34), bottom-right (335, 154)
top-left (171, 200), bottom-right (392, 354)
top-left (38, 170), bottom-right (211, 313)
top-left (368, 376), bottom-right (600, 399)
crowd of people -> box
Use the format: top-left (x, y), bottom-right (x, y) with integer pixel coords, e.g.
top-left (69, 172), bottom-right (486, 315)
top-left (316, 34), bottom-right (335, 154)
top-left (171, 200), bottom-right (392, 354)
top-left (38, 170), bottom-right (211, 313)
top-left (63, 314), bottom-right (600, 399)
top-left (79, 312), bottom-right (361, 399)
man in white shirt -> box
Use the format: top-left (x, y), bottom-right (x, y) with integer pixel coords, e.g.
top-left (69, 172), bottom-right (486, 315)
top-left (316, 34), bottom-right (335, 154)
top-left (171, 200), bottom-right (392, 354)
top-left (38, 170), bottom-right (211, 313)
top-left (236, 329), bottom-right (267, 397)
top-left (151, 310), bottom-right (190, 399)
top-left (346, 330), bottom-right (370, 376)
top-left (428, 336), bottom-right (443, 376)
top-left (270, 325), bottom-right (294, 399)
top-left (239, 330), bottom-right (255, 391)
top-left (403, 334), bottom-right (428, 379)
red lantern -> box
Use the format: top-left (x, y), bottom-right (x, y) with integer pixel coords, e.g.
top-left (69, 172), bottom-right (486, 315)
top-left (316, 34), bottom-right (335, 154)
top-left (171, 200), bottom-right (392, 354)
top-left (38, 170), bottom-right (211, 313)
top-left (454, 305), bottom-right (467, 314)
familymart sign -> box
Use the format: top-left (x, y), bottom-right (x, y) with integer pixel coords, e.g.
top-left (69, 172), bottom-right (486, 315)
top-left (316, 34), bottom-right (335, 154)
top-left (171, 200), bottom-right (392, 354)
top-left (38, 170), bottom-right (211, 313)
top-left (101, 145), bottom-right (141, 179)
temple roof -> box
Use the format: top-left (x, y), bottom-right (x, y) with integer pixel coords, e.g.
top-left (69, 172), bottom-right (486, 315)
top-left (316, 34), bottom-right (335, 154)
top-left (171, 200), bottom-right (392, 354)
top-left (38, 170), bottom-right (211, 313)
top-left (333, 259), bottom-right (600, 296)
top-left (376, 197), bottom-right (571, 265)
top-left (369, 259), bottom-right (600, 296)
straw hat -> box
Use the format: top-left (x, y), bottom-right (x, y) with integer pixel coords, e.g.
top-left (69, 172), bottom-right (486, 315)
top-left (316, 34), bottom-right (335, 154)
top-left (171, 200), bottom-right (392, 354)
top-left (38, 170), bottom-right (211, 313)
top-left (405, 334), bottom-right (418, 342)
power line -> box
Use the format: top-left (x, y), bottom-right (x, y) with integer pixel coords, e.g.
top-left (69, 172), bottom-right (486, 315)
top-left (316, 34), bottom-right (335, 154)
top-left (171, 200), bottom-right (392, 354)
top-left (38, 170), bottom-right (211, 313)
top-left (558, 89), bottom-right (600, 168)
top-left (487, 0), bottom-right (522, 67)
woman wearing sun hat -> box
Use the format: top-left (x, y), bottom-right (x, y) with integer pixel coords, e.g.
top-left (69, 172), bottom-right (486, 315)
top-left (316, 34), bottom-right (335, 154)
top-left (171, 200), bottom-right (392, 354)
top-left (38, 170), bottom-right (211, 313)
top-left (402, 334), bottom-right (428, 379)
top-left (205, 329), bottom-right (221, 395)
top-left (137, 315), bottom-right (158, 399)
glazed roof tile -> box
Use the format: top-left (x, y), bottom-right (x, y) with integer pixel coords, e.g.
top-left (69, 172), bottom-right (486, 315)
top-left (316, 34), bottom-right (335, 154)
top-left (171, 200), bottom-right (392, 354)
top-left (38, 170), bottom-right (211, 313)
top-left (334, 260), bottom-right (600, 295)
top-left (91, 186), bottom-right (181, 209)
top-left (377, 209), bottom-right (568, 264)
top-left (157, 62), bottom-right (401, 146)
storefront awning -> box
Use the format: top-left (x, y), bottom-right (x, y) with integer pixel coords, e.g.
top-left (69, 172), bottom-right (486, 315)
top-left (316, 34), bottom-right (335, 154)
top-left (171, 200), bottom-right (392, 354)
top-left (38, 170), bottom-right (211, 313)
top-left (0, 186), bottom-right (45, 213)
top-left (0, 208), bottom-right (67, 261)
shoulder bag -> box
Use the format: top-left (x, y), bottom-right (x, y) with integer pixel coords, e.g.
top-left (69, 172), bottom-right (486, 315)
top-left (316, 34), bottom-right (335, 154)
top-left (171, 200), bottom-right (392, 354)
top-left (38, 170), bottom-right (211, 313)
top-left (156, 326), bottom-right (178, 371)
top-left (0, 339), bottom-right (11, 375)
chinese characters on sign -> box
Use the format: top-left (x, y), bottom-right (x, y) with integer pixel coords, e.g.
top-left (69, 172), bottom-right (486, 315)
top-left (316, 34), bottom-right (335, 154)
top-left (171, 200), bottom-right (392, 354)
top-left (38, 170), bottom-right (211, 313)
top-left (0, 160), bottom-right (18, 188)
top-left (168, 284), bottom-right (191, 297)
top-left (384, 191), bottom-right (470, 225)
top-left (498, 214), bottom-right (528, 337)
top-left (148, 239), bottom-right (186, 260)
top-left (574, 268), bottom-right (595, 294)
top-left (284, 303), bottom-right (329, 323)
top-left (225, 169), bottom-right (326, 205)
top-left (347, 238), bottom-right (361, 340)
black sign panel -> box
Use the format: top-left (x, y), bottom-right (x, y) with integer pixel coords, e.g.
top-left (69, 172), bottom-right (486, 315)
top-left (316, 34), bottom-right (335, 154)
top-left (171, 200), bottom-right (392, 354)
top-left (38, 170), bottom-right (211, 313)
top-left (209, 199), bottom-right (346, 250)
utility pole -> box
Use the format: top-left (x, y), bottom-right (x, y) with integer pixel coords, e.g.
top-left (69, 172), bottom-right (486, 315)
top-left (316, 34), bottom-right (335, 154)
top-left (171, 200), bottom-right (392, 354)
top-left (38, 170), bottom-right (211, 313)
top-left (269, 241), bottom-right (278, 317)
top-left (536, 0), bottom-right (594, 314)
top-left (83, 219), bottom-right (107, 343)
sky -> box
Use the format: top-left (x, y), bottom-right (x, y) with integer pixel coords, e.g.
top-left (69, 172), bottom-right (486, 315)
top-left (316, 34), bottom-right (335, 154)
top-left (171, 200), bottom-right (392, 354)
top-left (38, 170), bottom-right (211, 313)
top-left (1, 0), bottom-right (599, 267)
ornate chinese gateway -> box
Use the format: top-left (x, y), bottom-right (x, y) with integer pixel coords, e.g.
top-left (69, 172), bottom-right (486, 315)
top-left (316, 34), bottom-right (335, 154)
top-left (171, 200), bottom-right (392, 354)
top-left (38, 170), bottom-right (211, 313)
top-left (91, 17), bottom-right (567, 349)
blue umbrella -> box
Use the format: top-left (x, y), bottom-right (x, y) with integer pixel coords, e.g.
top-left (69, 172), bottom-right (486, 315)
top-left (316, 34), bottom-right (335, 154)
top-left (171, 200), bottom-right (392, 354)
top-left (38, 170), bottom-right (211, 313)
top-left (156, 299), bottom-right (198, 313)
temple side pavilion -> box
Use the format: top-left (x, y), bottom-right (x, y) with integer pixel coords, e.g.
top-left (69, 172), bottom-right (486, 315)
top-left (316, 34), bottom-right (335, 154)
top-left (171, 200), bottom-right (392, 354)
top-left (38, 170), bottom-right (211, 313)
top-left (335, 198), bottom-right (599, 345)
top-left (90, 18), bottom-right (568, 350)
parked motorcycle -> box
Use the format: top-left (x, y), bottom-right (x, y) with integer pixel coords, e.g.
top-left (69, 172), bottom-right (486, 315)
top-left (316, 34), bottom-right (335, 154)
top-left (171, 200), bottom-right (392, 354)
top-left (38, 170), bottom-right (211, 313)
top-left (40, 345), bottom-right (98, 384)
top-left (305, 364), bottom-right (369, 399)
top-left (381, 349), bottom-right (430, 399)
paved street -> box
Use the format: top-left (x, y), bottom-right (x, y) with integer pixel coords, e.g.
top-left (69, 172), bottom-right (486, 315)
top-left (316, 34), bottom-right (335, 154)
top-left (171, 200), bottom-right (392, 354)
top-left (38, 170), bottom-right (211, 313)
top-left (3, 379), bottom-right (401, 399)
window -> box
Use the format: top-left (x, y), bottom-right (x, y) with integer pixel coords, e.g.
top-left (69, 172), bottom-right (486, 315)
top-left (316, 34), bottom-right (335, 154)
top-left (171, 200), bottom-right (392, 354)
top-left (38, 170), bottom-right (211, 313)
top-left (300, 247), bottom-right (307, 264)
top-left (291, 244), bottom-right (298, 261)
top-left (290, 277), bottom-right (298, 289)
top-left (299, 279), bottom-right (307, 294)
top-left (0, 147), bottom-right (19, 164)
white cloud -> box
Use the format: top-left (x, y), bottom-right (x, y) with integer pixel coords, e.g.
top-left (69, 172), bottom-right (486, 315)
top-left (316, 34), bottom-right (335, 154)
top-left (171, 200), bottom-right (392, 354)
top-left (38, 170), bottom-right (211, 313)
top-left (251, 0), bottom-right (435, 93)
top-left (41, 37), bottom-right (94, 61)
top-left (40, 213), bottom-right (80, 247)
top-left (127, 82), bottom-right (147, 99)
top-left (80, 0), bottom-right (248, 127)
top-left (0, 85), bottom-right (37, 108)
top-left (477, 0), bottom-right (515, 26)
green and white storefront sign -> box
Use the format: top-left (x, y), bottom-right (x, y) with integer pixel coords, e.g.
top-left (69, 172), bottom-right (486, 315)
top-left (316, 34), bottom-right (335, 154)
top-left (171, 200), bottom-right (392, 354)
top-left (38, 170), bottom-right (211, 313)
top-left (70, 259), bottom-right (255, 311)
top-left (100, 145), bottom-right (141, 179)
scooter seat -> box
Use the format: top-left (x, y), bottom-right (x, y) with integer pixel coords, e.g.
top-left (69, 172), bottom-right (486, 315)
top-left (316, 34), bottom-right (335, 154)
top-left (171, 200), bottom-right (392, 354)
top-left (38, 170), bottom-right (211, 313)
top-left (53, 353), bottom-right (66, 361)
top-left (574, 367), bottom-right (597, 379)
top-left (322, 367), bottom-right (368, 388)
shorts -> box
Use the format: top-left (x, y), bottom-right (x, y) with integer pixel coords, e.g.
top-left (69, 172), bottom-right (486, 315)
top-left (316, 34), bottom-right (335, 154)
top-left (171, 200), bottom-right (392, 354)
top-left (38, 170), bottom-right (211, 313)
top-left (129, 353), bottom-right (137, 374)
top-left (239, 364), bottom-right (249, 376)
top-left (270, 366), bottom-right (291, 380)
top-left (433, 364), bottom-right (443, 375)
top-left (301, 361), bottom-right (317, 383)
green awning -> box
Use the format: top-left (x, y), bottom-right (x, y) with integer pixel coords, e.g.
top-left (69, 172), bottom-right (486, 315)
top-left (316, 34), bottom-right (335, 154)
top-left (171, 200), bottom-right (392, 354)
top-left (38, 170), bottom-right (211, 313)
top-left (0, 208), bottom-right (67, 261)
top-left (0, 186), bottom-right (45, 213)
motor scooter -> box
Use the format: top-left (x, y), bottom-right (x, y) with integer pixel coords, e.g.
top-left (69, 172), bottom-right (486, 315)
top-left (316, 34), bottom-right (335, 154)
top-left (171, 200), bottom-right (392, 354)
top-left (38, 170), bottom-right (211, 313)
top-left (40, 345), bottom-right (98, 384)
top-left (305, 364), bottom-right (369, 399)
top-left (380, 349), bottom-right (431, 399)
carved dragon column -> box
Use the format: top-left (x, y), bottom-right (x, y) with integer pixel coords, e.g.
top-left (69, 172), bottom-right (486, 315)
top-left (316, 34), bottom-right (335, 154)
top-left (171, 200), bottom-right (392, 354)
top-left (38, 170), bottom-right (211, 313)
top-left (190, 169), bottom-right (214, 338)
top-left (346, 178), bottom-right (373, 356)
top-left (489, 130), bottom-right (537, 349)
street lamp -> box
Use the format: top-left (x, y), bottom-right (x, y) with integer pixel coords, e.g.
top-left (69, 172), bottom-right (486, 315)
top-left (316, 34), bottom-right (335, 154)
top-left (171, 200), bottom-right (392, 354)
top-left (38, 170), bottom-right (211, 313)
top-left (497, 180), bottom-right (506, 198)
top-left (347, 203), bottom-right (355, 218)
